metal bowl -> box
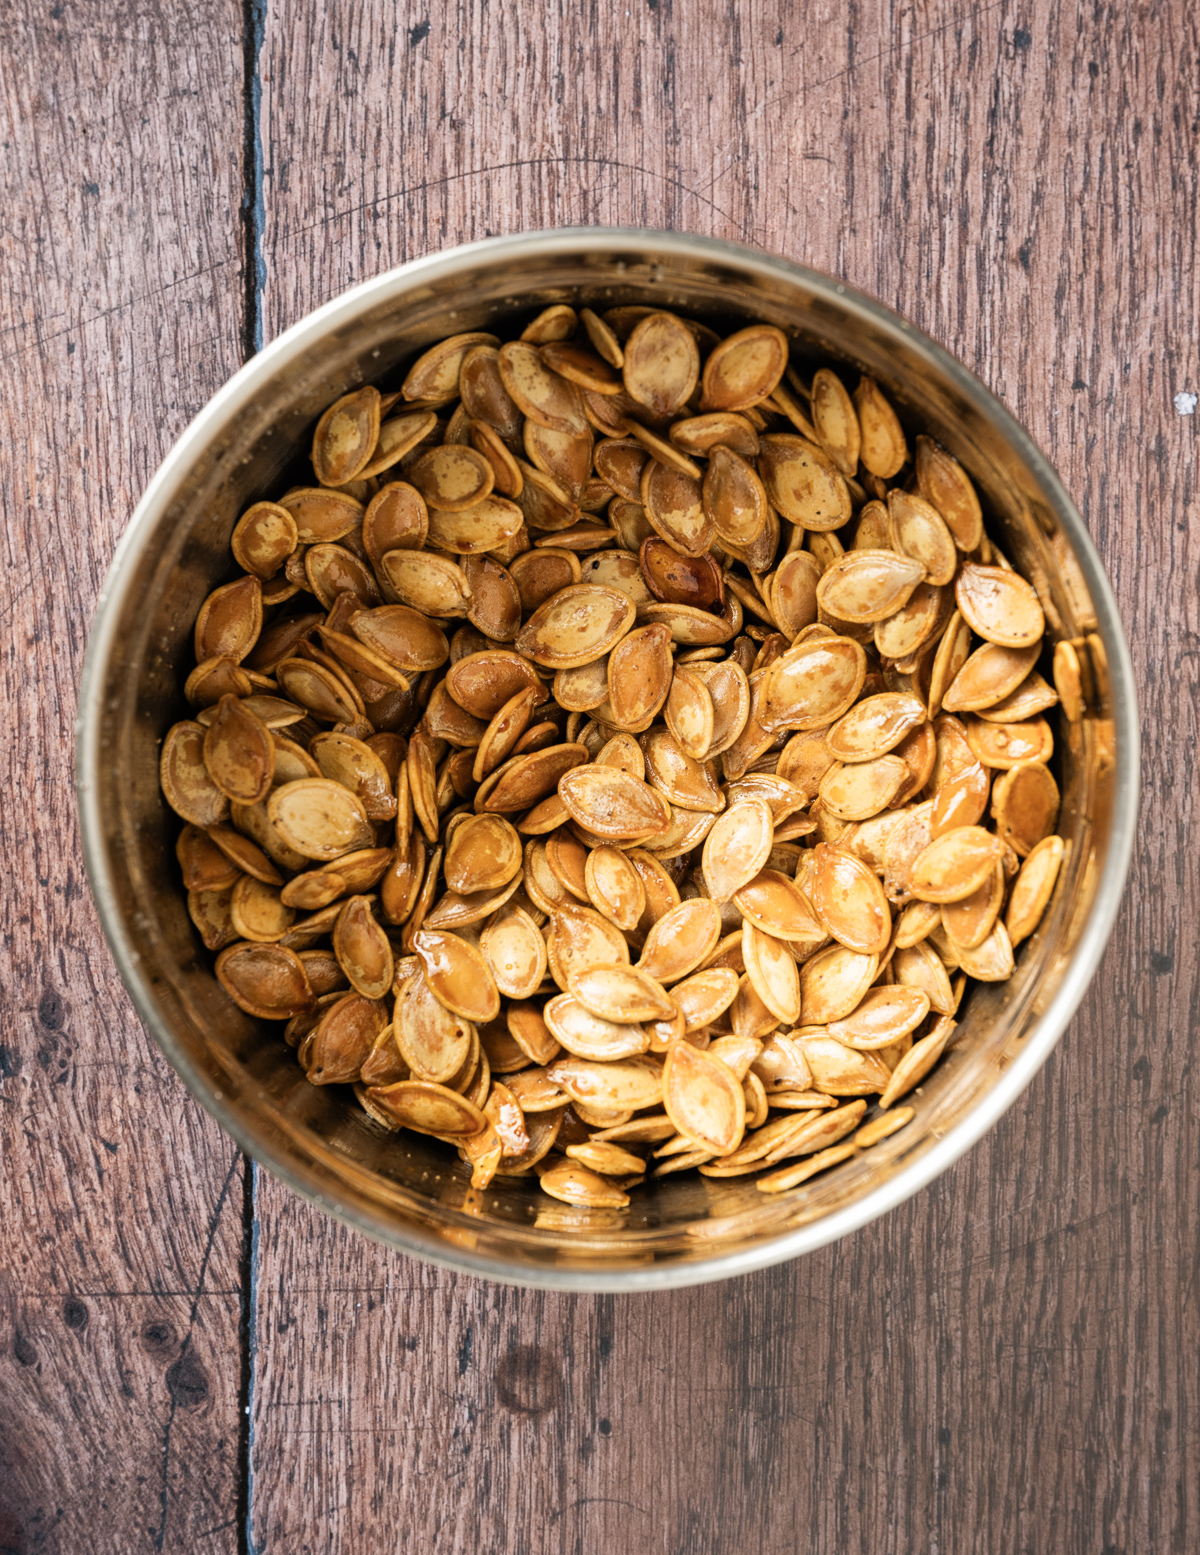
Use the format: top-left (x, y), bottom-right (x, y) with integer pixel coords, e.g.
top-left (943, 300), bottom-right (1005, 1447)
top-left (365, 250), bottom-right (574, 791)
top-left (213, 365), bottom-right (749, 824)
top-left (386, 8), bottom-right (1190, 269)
top-left (76, 229), bottom-right (1138, 1291)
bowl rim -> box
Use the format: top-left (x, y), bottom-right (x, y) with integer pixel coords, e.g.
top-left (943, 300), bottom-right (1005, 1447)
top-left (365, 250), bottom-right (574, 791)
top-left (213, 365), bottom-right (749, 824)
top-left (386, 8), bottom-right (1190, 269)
top-left (76, 226), bottom-right (1140, 1291)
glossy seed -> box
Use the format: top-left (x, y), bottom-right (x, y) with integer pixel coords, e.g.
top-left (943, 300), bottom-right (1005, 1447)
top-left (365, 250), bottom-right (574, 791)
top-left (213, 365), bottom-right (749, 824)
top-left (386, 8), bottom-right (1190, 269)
top-left (194, 575), bottom-right (262, 664)
top-left (809, 843), bottom-right (892, 953)
top-left (332, 895), bottom-right (394, 999)
top-left (568, 964), bottom-right (673, 1023)
top-left (991, 761), bottom-right (1060, 856)
top-left (368, 1079), bottom-right (488, 1137)
top-left (267, 779), bottom-right (373, 862)
top-left (637, 898), bottom-right (722, 983)
top-left (800, 945), bottom-right (880, 1024)
top-left (909, 827), bottom-right (1006, 902)
top-left (216, 941), bottom-right (314, 1018)
top-left (622, 311), bottom-right (700, 417)
top-left (815, 549), bottom-right (925, 624)
top-left (311, 386), bottom-right (381, 487)
top-left (879, 1017), bottom-right (955, 1109)
top-left (544, 994), bottom-right (649, 1061)
top-left (161, 721), bottom-right (231, 828)
top-left (759, 434), bottom-right (851, 531)
top-left (761, 636), bottom-right (866, 732)
top-left (539, 1160), bottom-right (630, 1208)
top-left (887, 490), bottom-right (957, 586)
top-left (558, 764), bottom-right (671, 841)
top-left (853, 378), bottom-right (907, 478)
top-left (742, 921), bottom-right (801, 1024)
top-left (827, 987), bottom-right (930, 1048)
top-left (663, 1041), bottom-right (746, 1155)
top-left (1006, 834), bottom-right (1065, 944)
top-left (701, 798), bottom-right (774, 902)
top-left (733, 868), bottom-right (822, 940)
top-left (701, 324), bottom-right (788, 412)
top-left (583, 845), bottom-right (645, 931)
top-left (956, 563), bottom-right (1046, 648)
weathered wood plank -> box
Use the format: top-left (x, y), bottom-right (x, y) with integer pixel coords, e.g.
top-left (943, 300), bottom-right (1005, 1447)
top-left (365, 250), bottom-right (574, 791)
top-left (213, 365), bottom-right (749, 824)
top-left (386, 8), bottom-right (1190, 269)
top-left (0, 2), bottom-right (248, 1550)
top-left (248, 1), bottom-right (1198, 1552)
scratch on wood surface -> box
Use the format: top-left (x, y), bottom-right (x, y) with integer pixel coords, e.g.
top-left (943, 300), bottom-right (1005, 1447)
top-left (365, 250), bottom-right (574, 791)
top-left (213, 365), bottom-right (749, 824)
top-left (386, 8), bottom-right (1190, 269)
top-left (151, 1154), bottom-right (240, 1553)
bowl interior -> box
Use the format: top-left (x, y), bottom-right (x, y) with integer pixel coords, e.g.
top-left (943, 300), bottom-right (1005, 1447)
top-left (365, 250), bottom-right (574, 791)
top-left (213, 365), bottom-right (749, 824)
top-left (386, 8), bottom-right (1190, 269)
top-left (79, 232), bottom-right (1133, 1289)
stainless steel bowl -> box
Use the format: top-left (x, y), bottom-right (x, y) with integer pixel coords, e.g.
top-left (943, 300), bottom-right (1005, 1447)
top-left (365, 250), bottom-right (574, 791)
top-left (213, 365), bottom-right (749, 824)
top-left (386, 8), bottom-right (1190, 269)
top-left (76, 229), bottom-right (1138, 1291)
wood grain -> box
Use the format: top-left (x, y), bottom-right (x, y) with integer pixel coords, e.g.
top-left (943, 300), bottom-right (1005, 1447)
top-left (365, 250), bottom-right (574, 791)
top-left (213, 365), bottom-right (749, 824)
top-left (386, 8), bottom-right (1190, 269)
top-left (247, 2), bottom-right (1199, 1554)
top-left (2, 0), bottom-right (1197, 1549)
top-left (0, 2), bottom-right (249, 1551)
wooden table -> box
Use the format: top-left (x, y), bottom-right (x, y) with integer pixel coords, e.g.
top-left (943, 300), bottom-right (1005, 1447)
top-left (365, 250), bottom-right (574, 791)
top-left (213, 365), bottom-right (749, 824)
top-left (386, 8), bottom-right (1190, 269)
top-left (2, 1), bottom-right (1196, 1549)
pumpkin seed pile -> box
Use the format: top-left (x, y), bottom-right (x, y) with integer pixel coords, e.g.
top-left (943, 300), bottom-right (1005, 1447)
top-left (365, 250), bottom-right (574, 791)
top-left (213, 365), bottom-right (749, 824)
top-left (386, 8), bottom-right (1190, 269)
top-left (161, 302), bottom-right (1068, 1211)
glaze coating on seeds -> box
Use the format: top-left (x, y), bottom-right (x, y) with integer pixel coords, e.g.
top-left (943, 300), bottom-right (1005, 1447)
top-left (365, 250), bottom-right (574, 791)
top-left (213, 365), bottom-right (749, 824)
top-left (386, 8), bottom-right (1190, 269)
top-left (161, 304), bottom-right (1066, 1205)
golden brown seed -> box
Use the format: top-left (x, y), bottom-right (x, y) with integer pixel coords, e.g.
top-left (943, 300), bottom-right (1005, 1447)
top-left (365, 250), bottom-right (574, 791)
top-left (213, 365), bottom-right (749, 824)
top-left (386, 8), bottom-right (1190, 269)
top-left (548, 902), bottom-right (631, 989)
top-left (569, 964), bottom-right (674, 1023)
top-left (797, 1036), bottom-right (891, 1097)
top-left (584, 845), bottom-right (645, 932)
top-left (539, 1160), bottom-right (630, 1208)
top-left (444, 813), bottom-right (522, 894)
top-left (759, 434), bottom-right (852, 531)
top-left (161, 720), bottom-right (232, 829)
top-left (216, 941), bottom-right (314, 1018)
top-left (514, 584), bottom-right (635, 669)
top-left (311, 386), bottom-right (381, 487)
top-left (701, 324), bottom-right (789, 412)
top-left (742, 921), bottom-right (801, 1024)
top-left (887, 490), bottom-right (957, 587)
top-left (730, 866), bottom-right (817, 940)
top-left (973, 671), bottom-right (1059, 724)
top-left (333, 895), bottom-right (394, 1000)
top-left (828, 987), bottom-right (930, 1048)
top-left (955, 563), bottom-right (1046, 649)
top-left (622, 311), bottom-right (700, 417)
top-left (701, 798), bottom-right (774, 902)
top-left (810, 368), bottom-right (861, 477)
top-left (543, 995), bottom-right (649, 1061)
top-left (547, 1054), bottom-right (664, 1112)
top-left (943, 641), bottom-right (1041, 713)
top-left (231, 502), bottom-right (298, 579)
top-left (1006, 834), bottom-right (1065, 944)
top-left (605, 624), bottom-right (674, 729)
top-left (933, 831), bottom-right (1000, 933)
top-left (663, 1041), bottom-right (746, 1156)
top-left (637, 898), bottom-right (722, 984)
top-left (378, 549), bottom-right (472, 618)
top-left (229, 876), bottom-right (294, 942)
top-left (808, 844), bottom-right (892, 954)
top-left (909, 827), bottom-right (1005, 903)
top-left (368, 1079), bottom-right (488, 1137)
top-left (991, 761), bottom-right (1060, 856)
top-left (402, 332), bottom-right (499, 402)
top-left (194, 575), bottom-right (263, 664)
top-left (498, 340), bottom-right (588, 434)
top-left (815, 550), bottom-right (925, 624)
top-left (965, 715), bottom-right (1054, 770)
top-left (267, 779), bottom-right (373, 862)
top-left (827, 693), bottom-right (927, 762)
top-left (761, 636), bottom-right (866, 732)
top-left (879, 1017), bottom-right (956, 1109)
top-left (800, 945), bottom-right (880, 1024)
top-left (818, 754), bottom-right (910, 820)
top-left (412, 928), bottom-right (500, 1023)
top-left (853, 377), bottom-right (907, 478)
top-left (703, 445), bottom-right (770, 548)
top-left (670, 412), bottom-right (760, 459)
top-left (915, 436), bottom-right (982, 551)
